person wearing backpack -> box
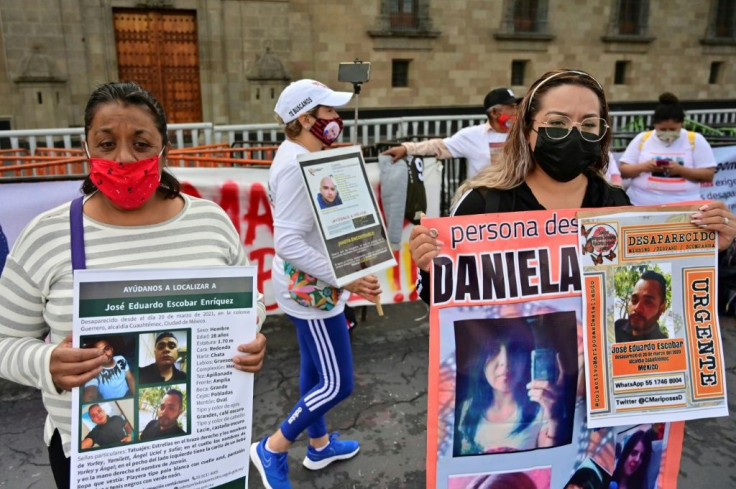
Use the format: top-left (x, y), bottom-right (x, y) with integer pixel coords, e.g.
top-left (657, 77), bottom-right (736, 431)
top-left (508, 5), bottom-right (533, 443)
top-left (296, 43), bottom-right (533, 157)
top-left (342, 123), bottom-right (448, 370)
top-left (618, 92), bottom-right (716, 205)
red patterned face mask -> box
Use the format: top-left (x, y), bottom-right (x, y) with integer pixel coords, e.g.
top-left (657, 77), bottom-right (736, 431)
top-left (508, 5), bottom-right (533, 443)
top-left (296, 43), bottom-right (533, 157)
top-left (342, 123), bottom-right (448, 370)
top-left (309, 116), bottom-right (344, 146)
top-left (497, 114), bottom-right (516, 131)
top-left (88, 148), bottom-right (164, 210)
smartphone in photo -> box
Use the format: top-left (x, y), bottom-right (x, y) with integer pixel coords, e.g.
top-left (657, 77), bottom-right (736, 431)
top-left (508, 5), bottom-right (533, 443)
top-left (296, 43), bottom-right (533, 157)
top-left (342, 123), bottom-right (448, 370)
top-left (531, 348), bottom-right (557, 383)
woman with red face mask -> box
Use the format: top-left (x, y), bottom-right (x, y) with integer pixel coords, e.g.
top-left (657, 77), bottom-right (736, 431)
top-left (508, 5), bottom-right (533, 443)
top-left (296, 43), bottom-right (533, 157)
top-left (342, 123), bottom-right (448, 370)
top-left (250, 79), bottom-right (382, 489)
top-left (0, 81), bottom-right (267, 489)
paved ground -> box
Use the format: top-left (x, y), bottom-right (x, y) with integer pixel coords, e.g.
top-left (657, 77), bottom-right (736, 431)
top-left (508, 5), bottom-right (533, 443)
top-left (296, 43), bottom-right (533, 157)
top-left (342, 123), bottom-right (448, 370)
top-left (1, 301), bottom-right (734, 488)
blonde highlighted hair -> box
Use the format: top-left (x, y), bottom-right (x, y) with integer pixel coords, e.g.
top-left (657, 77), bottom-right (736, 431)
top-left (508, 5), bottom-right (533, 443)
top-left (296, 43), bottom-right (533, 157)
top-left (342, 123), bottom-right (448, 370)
top-left (453, 69), bottom-right (612, 208)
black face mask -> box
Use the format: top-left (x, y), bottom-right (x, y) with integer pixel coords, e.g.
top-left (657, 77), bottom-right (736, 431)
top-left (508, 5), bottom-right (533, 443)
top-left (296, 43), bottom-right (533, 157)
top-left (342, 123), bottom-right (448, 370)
top-left (533, 128), bottom-right (601, 182)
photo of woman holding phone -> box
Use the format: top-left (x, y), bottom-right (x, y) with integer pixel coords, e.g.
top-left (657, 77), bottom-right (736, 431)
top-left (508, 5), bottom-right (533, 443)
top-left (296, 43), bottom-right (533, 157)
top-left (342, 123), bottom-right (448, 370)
top-left (453, 312), bottom-right (577, 455)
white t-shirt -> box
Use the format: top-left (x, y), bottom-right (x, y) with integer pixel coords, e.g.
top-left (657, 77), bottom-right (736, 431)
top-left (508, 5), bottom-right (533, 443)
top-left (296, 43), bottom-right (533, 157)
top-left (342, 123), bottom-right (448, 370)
top-left (472, 405), bottom-right (544, 453)
top-left (268, 140), bottom-right (349, 319)
top-left (444, 123), bottom-right (509, 179)
top-left (621, 129), bottom-right (716, 206)
top-left (84, 355), bottom-right (131, 399)
top-left (605, 152), bottom-right (621, 183)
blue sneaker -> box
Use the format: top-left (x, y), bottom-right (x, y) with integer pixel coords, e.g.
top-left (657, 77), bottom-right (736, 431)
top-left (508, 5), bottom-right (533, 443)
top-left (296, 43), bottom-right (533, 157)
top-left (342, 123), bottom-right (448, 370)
top-left (302, 432), bottom-right (360, 470)
top-left (250, 437), bottom-right (291, 489)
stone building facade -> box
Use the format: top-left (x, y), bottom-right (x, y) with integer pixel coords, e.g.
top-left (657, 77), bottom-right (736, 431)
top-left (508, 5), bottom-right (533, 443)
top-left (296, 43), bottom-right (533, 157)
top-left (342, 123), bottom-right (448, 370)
top-left (0, 0), bottom-right (733, 129)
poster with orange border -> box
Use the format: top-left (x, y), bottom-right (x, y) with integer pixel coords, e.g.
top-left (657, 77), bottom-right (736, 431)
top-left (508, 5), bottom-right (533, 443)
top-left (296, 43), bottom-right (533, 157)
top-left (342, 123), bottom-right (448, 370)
top-left (578, 204), bottom-right (728, 429)
top-left (425, 209), bottom-right (684, 489)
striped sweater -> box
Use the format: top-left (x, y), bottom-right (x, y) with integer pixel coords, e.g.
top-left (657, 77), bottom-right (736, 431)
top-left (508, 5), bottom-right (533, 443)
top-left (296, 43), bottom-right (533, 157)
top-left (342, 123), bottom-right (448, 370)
top-left (0, 194), bottom-right (266, 457)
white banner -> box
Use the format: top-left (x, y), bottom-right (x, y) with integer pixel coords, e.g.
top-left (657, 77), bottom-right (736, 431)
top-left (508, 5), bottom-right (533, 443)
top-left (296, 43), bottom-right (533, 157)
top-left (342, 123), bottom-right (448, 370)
top-left (698, 145), bottom-right (736, 213)
top-left (1, 146), bottom-right (732, 311)
top-left (0, 160), bottom-right (445, 313)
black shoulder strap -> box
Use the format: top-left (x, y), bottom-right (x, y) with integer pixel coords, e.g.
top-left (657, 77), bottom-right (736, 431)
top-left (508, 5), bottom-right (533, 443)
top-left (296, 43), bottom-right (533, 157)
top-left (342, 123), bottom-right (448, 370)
top-left (481, 187), bottom-right (502, 214)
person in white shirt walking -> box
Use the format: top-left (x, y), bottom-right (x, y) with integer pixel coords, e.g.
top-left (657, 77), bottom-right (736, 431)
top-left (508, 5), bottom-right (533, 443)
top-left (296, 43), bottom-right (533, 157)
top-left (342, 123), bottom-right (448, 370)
top-left (250, 79), bottom-right (382, 489)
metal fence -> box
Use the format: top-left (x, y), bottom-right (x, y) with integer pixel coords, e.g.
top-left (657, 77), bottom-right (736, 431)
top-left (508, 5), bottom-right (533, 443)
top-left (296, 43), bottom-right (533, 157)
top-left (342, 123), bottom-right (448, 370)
top-left (2, 109), bottom-right (735, 153)
top-left (3, 108), bottom-right (736, 215)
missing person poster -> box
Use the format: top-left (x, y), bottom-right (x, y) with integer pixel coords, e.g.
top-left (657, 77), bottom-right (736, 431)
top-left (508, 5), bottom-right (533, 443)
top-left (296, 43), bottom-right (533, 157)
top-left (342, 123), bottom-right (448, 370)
top-left (578, 205), bottom-right (728, 428)
top-left (425, 209), bottom-right (684, 489)
top-left (70, 267), bottom-right (258, 489)
top-left (298, 145), bottom-right (396, 286)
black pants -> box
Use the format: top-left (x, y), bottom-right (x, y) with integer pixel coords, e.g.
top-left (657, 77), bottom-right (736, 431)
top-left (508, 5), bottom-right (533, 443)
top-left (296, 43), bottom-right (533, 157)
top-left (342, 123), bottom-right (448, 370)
top-left (48, 429), bottom-right (70, 489)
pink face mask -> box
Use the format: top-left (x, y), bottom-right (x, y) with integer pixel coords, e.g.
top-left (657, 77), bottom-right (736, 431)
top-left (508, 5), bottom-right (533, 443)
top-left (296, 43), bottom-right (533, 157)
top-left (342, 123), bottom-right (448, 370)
top-left (310, 116), bottom-right (344, 146)
top-left (87, 147), bottom-right (164, 210)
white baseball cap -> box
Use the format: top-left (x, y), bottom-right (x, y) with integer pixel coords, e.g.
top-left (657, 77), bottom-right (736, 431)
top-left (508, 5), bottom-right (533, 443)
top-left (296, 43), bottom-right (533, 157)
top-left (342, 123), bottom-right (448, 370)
top-left (274, 79), bottom-right (353, 123)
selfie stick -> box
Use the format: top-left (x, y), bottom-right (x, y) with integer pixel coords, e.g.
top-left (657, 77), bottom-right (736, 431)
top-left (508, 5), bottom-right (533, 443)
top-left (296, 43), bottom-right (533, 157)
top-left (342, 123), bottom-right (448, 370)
top-left (339, 61), bottom-right (380, 315)
top-left (338, 58), bottom-right (368, 145)
top-left (349, 81), bottom-right (362, 145)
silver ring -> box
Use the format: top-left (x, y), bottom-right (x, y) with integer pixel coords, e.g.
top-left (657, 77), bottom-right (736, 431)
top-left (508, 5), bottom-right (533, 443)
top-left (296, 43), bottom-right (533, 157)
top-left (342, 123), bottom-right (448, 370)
top-left (724, 217), bottom-right (730, 225)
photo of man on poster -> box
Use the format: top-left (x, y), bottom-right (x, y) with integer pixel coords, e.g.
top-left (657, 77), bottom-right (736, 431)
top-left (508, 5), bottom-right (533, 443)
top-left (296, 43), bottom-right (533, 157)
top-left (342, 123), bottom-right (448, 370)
top-left (139, 388), bottom-right (187, 441)
top-left (81, 336), bottom-right (135, 402)
top-left (317, 175), bottom-right (343, 209)
top-left (139, 331), bottom-right (188, 384)
top-left (80, 402), bottom-right (133, 450)
top-left (615, 270), bottom-right (670, 343)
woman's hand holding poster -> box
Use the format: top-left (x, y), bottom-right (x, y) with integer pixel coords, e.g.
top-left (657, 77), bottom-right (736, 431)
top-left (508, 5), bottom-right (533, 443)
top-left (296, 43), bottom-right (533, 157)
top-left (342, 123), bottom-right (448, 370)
top-left (425, 209), bottom-right (685, 489)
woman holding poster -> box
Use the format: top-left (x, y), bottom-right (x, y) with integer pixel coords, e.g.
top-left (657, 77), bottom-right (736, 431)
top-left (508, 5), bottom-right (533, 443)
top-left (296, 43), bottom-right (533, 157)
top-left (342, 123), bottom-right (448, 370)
top-left (0, 82), bottom-right (267, 489)
top-left (411, 69), bottom-right (736, 303)
top-left (412, 69), bottom-right (631, 301)
top-left (409, 68), bottom-right (736, 485)
top-left (250, 79), bottom-right (382, 489)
